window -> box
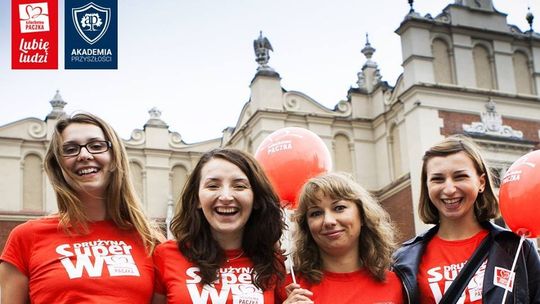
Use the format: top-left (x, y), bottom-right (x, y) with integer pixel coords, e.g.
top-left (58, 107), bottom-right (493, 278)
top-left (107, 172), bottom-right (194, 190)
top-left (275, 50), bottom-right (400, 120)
top-left (473, 45), bottom-right (494, 89)
top-left (333, 134), bottom-right (352, 173)
top-left (172, 165), bottom-right (188, 203)
top-left (23, 154), bottom-right (43, 211)
top-left (513, 51), bottom-right (532, 94)
top-left (130, 162), bottom-right (144, 202)
top-left (432, 39), bottom-right (453, 84)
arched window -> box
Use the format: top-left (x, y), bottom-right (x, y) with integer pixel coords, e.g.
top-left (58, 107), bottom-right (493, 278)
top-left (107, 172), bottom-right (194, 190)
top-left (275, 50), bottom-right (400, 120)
top-left (23, 154), bottom-right (43, 211)
top-left (513, 51), bottom-right (532, 94)
top-left (389, 125), bottom-right (402, 179)
top-left (333, 134), bottom-right (352, 173)
top-left (432, 39), bottom-right (453, 84)
top-left (247, 139), bottom-right (254, 155)
top-left (473, 45), bottom-right (494, 89)
top-left (172, 165), bottom-right (188, 203)
top-left (130, 162), bottom-right (144, 202)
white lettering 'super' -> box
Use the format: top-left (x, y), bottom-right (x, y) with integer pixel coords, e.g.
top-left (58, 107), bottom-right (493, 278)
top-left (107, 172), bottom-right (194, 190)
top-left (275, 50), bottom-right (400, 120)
top-left (55, 240), bottom-right (139, 279)
top-left (185, 266), bottom-right (264, 304)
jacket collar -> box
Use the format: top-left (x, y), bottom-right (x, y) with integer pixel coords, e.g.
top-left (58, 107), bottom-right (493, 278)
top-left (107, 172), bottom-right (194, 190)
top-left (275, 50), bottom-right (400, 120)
top-left (403, 221), bottom-right (506, 246)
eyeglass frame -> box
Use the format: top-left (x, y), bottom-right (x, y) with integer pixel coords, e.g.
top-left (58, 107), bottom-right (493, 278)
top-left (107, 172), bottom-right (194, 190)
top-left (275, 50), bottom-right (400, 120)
top-left (61, 140), bottom-right (112, 157)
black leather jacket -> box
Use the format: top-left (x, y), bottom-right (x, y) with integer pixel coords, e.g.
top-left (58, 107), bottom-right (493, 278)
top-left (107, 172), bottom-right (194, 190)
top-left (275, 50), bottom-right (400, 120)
top-left (392, 222), bottom-right (540, 304)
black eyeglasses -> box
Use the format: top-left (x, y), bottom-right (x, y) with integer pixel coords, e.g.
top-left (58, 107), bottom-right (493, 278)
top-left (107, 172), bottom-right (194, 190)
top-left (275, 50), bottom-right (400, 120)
top-left (62, 140), bottom-right (112, 157)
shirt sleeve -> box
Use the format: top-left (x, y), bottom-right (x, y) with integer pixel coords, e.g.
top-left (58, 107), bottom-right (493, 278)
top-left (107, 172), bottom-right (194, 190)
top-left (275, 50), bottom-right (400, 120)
top-left (0, 222), bottom-right (34, 276)
top-left (152, 244), bottom-right (166, 295)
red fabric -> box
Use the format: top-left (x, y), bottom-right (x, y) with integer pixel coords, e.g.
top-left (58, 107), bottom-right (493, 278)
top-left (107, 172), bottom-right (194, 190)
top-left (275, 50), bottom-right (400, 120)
top-left (276, 269), bottom-right (404, 304)
top-left (0, 217), bottom-right (154, 304)
top-left (153, 240), bottom-right (280, 304)
top-left (418, 230), bottom-right (489, 304)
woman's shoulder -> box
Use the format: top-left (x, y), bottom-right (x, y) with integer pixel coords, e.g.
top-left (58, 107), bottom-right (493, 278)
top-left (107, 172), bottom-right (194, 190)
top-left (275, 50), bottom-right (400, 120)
top-left (155, 239), bottom-right (178, 250)
top-left (10, 216), bottom-right (60, 234)
top-left (154, 240), bottom-right (185, 258)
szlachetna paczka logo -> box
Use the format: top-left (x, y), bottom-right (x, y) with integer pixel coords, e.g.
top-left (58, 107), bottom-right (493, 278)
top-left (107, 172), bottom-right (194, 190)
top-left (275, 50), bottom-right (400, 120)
top-left (12, 0), bottom-right (58, 69)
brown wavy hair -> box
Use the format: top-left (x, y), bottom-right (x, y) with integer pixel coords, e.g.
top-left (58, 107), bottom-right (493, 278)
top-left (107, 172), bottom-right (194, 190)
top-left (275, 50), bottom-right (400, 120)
top-left (419, 135), bottom-right (499, 224)
top-left (44, 112), bottom-right (161, 252)
top-left (293, 172), bottom-right (396, 283)
top-left (170, 148), bottom-right (285, 289)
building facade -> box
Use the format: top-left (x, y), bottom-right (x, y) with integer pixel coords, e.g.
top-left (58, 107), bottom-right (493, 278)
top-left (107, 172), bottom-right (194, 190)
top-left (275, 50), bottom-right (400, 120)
top-left (2, 0), bottom-right (540, 250)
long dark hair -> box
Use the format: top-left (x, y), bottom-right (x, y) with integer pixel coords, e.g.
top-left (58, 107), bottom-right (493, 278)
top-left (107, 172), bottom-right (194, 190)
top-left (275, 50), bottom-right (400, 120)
top-left (169, 148), bottom-right (285, 289)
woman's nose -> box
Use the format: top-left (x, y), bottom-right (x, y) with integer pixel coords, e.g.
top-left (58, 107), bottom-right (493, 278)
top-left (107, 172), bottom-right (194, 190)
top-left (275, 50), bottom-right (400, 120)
top-left (218, 187), bottom-right (233, 201)
top-left (443, 179), bottom-right (456, 194)
top-left (77, 146), bottom-right (94, 161)
top-left (323, 212), bottom-right (337, 226)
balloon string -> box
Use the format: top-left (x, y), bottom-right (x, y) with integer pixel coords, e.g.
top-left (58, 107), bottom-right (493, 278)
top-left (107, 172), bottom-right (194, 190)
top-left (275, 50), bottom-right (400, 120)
top-left (286, 209), bottom-right (297, 285)
top-left (501, 234), bottom-right (526, 304)
top-left (290, 259), bottom-right (297, 284)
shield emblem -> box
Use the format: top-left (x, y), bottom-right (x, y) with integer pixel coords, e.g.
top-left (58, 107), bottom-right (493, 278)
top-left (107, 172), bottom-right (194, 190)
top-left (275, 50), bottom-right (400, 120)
top-left (72, 2), bottom-right (110, 45)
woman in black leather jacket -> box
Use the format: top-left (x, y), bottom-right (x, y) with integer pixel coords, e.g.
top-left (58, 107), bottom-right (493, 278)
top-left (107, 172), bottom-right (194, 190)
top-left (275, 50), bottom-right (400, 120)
top-left (393, 135), bottom-right (540, 303)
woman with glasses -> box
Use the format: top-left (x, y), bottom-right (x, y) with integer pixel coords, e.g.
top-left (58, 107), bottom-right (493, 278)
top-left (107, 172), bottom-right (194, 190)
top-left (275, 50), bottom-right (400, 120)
top-left (0, 112), bottom-right (162, 304)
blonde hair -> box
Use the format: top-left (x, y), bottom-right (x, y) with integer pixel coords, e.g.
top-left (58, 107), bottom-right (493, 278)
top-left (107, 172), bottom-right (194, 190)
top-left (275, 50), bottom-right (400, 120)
top-left (44, 112), bottom-right (161, 252)
top-left (419, 135), bottom-right (499, 224)
top-left (293, 172), bottom-right (396, 283)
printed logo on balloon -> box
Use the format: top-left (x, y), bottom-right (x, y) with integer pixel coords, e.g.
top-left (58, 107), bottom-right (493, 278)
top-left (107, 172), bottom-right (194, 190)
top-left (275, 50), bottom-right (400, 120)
top-left (254, 127), bottom-right (332, 209)
top-left (499, 149), bottom-right (540, 238)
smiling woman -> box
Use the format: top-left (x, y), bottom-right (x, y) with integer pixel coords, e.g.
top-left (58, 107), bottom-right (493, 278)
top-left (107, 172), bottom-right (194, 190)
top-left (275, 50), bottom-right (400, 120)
top-left (0, 112), bottom-right (163, 304)
top-left (152, 148), bottom-right (286, 304)
top-left (392, 135), bottom-right (540, 303)
top-left (278, 172), bottom-right (404, 304)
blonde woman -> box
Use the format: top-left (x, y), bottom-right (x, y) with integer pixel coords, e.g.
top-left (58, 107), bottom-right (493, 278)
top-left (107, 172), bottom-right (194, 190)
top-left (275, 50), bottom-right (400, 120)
top-left (0, 113), bottom-right (162, 304)
top-left (280, 172), bottom-right (403, 303)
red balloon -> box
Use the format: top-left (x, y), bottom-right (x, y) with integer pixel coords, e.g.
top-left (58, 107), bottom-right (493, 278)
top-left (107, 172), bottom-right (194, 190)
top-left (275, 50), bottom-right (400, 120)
top-left (255, 127), bottom-right (332, 209)
top-left (499, 150), bottom-right (540, 238)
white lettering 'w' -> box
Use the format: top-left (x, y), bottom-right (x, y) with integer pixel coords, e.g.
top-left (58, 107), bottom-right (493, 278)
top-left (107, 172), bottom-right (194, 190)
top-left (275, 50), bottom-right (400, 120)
top-left (60, 255), bottom-right (104, 279)
top-left (187, 284), bottom-right (230, 304)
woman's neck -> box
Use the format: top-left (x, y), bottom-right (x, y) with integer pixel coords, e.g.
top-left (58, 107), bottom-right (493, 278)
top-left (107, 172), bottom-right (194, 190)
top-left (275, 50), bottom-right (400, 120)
top-left (214, 232), bottom-right (243, 250)
top-left (438, 215), bottom-right (483, 240)
top-left (320, 249), bottom-right (361, 273)
top-left (80, 193), bottom-right (107, 221)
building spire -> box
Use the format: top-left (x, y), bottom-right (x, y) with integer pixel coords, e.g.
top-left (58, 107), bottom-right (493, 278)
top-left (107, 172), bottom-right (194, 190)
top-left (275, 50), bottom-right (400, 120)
top-left (526, 6), bottom-right (534, 32)
top-left (361, 33), bottom-right (375, 62)
top-left (144, 107), bottom-right (168, 128)
top-left (356, 33), bottom-right (382, 93)
top-left (408, 0), bottom-right (415, 13)
top-left (46, 90), bottom-right (67, 120)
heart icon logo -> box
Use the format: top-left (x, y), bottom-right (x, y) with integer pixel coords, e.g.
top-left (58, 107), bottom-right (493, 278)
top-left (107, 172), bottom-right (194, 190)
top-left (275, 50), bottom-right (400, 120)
top-left (25, 5), bottom-right (43, 19)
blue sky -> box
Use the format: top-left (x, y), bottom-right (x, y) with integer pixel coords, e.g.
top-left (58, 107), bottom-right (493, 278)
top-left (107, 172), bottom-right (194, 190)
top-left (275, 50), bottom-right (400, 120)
top-left (0, 0), bottom-right (536, 143)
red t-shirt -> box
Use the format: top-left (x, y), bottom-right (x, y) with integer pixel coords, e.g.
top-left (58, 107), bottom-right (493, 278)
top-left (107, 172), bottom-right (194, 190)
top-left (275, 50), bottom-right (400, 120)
top-left (276, 268), bottom-right (404, 304)
top-left (153, 240), bottom-right (280, 304)
top-left (418, 230), bottom-right (489, 304)
top-left (0, 217), bottom-right (154, 304)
